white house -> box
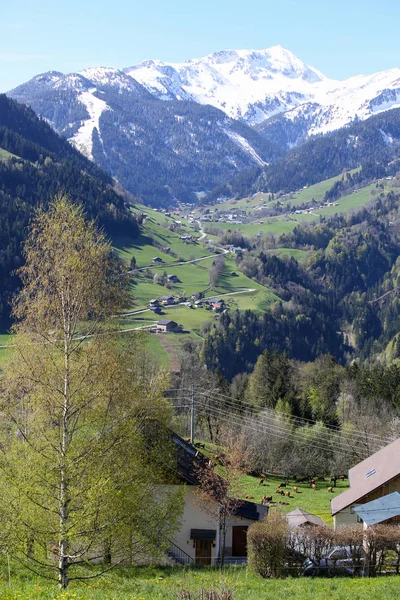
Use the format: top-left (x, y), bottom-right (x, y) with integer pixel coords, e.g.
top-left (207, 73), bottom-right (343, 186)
top-left (331, 437), bottom-right (400, 529)
top-left (166, 433), bottom-right (268, 566)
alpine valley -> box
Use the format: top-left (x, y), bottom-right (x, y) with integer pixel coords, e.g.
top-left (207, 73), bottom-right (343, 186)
top-left (8, 45), bottom-right (400, 205)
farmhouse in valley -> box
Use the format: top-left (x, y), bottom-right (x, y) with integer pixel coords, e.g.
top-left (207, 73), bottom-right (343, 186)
top-left (331, 437), bottom-right (400, 529)
top-left (157, 319), bottom-right (180, 332)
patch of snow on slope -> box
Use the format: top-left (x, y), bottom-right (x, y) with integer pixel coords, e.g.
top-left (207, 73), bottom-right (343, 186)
top-left (223, 129), bottom-right (267, 166)
top-left (71, 90), bottom-right (110, 160)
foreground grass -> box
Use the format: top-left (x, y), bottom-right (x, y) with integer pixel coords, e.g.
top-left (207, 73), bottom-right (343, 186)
top-left (0, 565), bottom-right (398, 599)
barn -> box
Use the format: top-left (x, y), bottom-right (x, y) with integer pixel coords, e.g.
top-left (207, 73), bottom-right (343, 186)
top-left (157, 319), bottom-right (179, 332)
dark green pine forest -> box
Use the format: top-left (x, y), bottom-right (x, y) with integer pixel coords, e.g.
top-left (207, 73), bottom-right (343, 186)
top-left (0, 95), bottom-right (139, 327)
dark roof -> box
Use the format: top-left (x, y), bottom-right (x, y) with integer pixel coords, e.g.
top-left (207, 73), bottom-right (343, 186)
top-left (157, 319), bottom-right (178, 326)
top-left (171, 433), bottom-right (268, 521)
top-left (233, 500), bottom-right (268, 521)
top-left (190, 529), bottom-right (216, 540)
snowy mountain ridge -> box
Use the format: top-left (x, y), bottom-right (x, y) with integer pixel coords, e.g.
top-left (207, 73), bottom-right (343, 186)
top-left (125, 45), bottom-right (400, 134)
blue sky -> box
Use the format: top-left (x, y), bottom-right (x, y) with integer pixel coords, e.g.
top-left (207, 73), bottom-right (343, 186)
top-left (1, 0), bottom-right (400, 92)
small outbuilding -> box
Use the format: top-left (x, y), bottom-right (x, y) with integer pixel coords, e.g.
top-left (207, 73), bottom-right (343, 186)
top-left (286, 508), bottom-right (327, 528)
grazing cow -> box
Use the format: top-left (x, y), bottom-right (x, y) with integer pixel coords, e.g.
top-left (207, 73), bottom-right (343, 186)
top-left (327, 486), bottom-right (334, 493)
top-left (279, 501), bottom-right (290, 505)
top-left (338, 474), bottom-right (346, 480)
top-left (275, 488), bottom-right (284, 495)
top-left (259, 473), bottom-right (267, 485)
top-left (244, 495), bottom-right (254, 499)
top-left (330, 476), bottom-right (337, 486)
top-left (311, 483), bottom-right (317, 490)
top-left (285, 491), bottom-right (291, 498)
top-left (309, 479), bottom-right (315, 486)
top-left (293, 486), bottom-right (299, 493)
top-left (279, 482), bottom-right (286, 488)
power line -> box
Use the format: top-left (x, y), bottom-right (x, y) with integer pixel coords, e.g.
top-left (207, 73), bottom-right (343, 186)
top-left (196, 389), bottom-right (393, 445)
top-left (194, 393), bottom-right (387, 454)
top-left (194, 400), bottom-right (370, 458)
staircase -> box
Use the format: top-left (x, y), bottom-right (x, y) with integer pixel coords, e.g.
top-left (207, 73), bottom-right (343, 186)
top-left (160, 535), bottom-right (195, 566)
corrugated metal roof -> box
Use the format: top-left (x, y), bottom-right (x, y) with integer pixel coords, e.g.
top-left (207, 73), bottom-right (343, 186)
top-left (354, 492), bottom-right (400, 526)
top-left (331, 437), bottom-right (400, 515)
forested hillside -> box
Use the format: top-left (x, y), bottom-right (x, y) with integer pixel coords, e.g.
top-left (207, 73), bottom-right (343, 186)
top-left (202, 191), bottom-right (400, 377)
top-left (0, 95), bottom-right (139, 327)
top-left (205, 107), bottom-right (400, 203)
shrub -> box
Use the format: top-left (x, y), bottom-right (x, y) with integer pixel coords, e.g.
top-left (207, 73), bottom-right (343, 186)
top-left (248, 513), bottom-right (289, 578)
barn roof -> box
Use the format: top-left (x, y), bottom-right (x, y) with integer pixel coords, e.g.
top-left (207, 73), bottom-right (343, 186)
top-left (331, 437), bottom-right (400, 515)
top-left (354, 492), bottom-right (400, 526)
top-left (157, 319), bottom-right (177, 326)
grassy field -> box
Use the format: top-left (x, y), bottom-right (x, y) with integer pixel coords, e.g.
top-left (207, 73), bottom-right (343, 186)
top-left (0, 564), bottom-right (398, 599)
top-left (205, 219), bottom-right (297, 237)
top-left (237, 472), bottom-right (348, 525)
top-left (270, 248), bottom-right (309, 261)
top-left (0, 147), bottom-right (19, 161)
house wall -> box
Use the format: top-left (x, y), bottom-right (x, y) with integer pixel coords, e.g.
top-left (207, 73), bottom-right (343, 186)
top-left (334, 475), bottom-right (400, 529)
top-left (171, 487), bottom-right (257, 564)
top-left (172, 486), bottom-right (219, 564)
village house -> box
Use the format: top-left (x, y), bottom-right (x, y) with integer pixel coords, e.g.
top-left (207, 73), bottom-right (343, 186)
top-left (152, 256), bottom-right (163, 263)
top-left (167, 274), bottom-right (180, 284)
top-left (210, 299), bottom-right (225, 312)
top-left (159, 295), bottom-right (176, 306)
top-left (166, 434), bottom-right (268, 566)
top-left (157, 319), bottom-right (180, 332)
top-left (331, 437), bottom-right (400, 529)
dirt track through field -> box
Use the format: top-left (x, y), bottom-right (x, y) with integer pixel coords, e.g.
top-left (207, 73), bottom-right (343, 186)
top-left (155, 333), bottom-right (181, 373)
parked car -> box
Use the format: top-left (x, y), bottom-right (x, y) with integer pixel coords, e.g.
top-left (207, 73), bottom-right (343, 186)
top-left (301, 557), bottom-right (353, 577)
top-left (301, 546), bottom-right (365, 577)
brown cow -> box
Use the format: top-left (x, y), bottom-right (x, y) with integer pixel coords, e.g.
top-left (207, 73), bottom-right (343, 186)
top-left (285, 490), bottom-right (291, 497)
top-left (327, 486), bottom-right (334, 493)
top-left (293, 486), bottom-right (299, 493)
top-left (244, 495), bottom-right (254, 499)
top-left (275, 488), bottom-right (284, 495)
top-left (311, 483), bottom-right (317, 490)
top-left (259, 473), bottom-right (267, 485)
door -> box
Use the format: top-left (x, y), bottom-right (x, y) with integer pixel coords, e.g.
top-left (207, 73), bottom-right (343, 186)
top-left (195, 539), bottom-right (212, 566)
top-left (232, 525), bottom-right (248, 557)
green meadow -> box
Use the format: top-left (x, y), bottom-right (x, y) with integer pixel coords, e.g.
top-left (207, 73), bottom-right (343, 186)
top-left (0, 564), bottom-right (397, 599)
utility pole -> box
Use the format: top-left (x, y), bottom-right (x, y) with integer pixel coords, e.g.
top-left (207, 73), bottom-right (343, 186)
top-left (190, 385), bottom-right (195, 445)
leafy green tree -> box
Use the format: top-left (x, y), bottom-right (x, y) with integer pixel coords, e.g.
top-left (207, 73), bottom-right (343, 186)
top-left (0, 197), bottom-right (182, 588)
